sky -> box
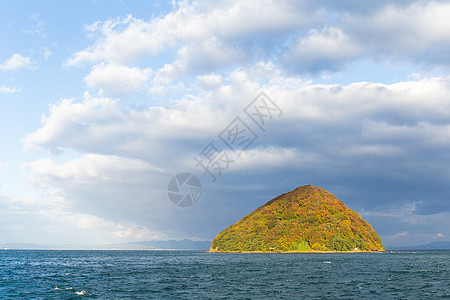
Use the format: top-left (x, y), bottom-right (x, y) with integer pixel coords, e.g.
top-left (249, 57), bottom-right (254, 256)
top-left (1, 0), bottom-right (450, 248)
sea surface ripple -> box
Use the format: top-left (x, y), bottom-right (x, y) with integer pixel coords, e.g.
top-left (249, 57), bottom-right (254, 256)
top-left (0, 250), bottom-right (449, 299)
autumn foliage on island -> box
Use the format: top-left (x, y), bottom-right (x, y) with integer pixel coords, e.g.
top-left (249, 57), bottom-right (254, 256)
top-left (210, 185), bottom-right (384, 252)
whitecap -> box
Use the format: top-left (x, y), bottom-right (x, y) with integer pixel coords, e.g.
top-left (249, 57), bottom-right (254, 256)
top-left (75, 290), bottom-right (88, 295)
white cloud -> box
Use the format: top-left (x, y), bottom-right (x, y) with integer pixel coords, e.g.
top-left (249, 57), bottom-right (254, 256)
top-left (154, 37), bottom-right (246, 83)
top-left (0, 85), bottom-right (21, 94)
top-left (112, 223), bottom-right (154, 239)
top-left (66, 15), bottom-right (167, 66)
top-left (281, 1), bottom-right (450, 73)
top-left (25, 154), bottom-right (159, 182)
top-left (360, 202), bottom-right (419, 221)
top-left (23, 13), bottom-right (46, 37)
top-left (42, 47), bottom-right (52, 60)
top-left (0, 163), bottom-right (7, 171)
top-left (65, 1), bottom-right (317, 67)
top-left (69, 214), bottom-right (165, 241)
top-left (25, 71), bottom-right (450, 164)
top-left (24, 93), bottom-right (125, 155)
top-left (61, 0), bottom-right (450, 103)
top-left (64, 0), bottom-right (325, 91)
top-left (197, 74), bottom-right (223, 90)
top-left (23, 153), bottom-right (169, 222)
top-left (361, 205), bottom-right (450, 247)
top-left (0, 192), bottom-right (168, 244)
top-left (22, 151), bottom-right (218, 239)
top-left (23, 90), bottom-right (242, 157)
top-left (0, 53), bottom-right (33, 70)
top-left (361, 2), bottom-right (450, 47)
top-left (283, 27), bottom-right (362, 73)
top-left (344, 1), bottom-right (450, 62)
top-left (84, 63), bottom-right (152, 96)
top-left (61, 0), bottom-right (450, 98)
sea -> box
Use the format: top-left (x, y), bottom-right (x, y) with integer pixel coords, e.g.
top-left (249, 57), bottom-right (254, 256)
top-left (0, 249), bottom-right (449, 299)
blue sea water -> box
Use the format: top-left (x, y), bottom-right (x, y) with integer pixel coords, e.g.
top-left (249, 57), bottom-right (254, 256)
top-left (0, 250), bottom-right (449, 299)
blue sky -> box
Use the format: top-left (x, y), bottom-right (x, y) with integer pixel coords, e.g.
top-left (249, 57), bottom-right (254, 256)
top-left (1, 0), bottom-right (450, 247)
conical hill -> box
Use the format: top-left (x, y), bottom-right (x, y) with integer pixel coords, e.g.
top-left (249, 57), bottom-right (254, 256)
top-left (210, 185), bottom-right (384, 252)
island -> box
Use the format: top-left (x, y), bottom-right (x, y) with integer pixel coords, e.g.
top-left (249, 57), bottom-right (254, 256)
top-left (209, 185), bottom-right (384, 253)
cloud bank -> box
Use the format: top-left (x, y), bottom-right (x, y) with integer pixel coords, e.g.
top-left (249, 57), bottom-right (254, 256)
top-left (18, 0), bottom-right (450, 246)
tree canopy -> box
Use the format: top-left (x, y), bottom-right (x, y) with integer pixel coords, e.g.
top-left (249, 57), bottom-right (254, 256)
top-left (210, 185), bottom-right (384, 252)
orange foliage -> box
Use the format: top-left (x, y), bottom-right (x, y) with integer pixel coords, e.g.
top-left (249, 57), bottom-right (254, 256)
top-left (211, 185), bottom-right (384, 252)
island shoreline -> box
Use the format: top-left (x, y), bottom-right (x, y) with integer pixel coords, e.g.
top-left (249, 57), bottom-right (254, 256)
top-left (207, 249), bottom-right (387, 253)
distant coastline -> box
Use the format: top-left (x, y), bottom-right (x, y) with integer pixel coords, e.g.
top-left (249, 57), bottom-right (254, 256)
top-left (387, 241), bottom-right (450, 250)
top-left (2, 240), bottom-right (449, 251)
top-left (0, 239), bottom-right (211, 251)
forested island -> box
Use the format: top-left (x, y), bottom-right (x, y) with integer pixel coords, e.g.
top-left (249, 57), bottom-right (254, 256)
top-left (210, 185), bottom-right (384, 253)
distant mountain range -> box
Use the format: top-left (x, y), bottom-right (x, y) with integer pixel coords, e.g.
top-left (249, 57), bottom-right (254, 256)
top-left (0, 239), bottom-right (212, 250)
top-left (126, 239), bottom-right (211, 250)
top-left (2, 239), bottom-right (449, 251)
top-left (388, 241), bottom-right (450, 250)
